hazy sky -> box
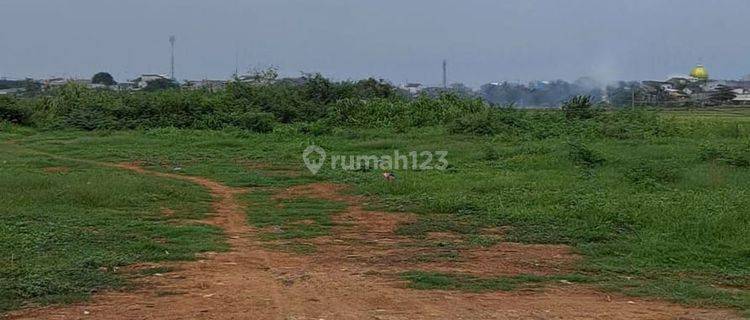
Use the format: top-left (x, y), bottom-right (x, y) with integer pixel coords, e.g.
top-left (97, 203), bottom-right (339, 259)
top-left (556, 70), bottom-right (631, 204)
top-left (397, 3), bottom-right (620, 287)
top-left (1, 0), bottom-right (749, 86)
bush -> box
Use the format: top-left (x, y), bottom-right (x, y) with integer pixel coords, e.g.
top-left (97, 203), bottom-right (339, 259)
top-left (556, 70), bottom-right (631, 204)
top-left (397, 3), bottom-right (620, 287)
top-left (0, 74), bottom-right (677, 139)
top-left (480, 143), bottom-right (500, 161)
top-left (562, 96), bottom-right (599, 120)
top-left (625, 160), bottom-right (680, 188)
top-left (699, 143), bottom-right (750, 167)
top-left (568, 140), bottom-right (605, 167)
top-left (233, 112), bottom-right (276, 133)
top-left (0, 96), bottom-right (31, 124)
top-left (449, 110), bottom-right (502, 135)
top-left (298, 120), bottom-right (332, 136)
top-left (63, 106), bottom-right (117, 130)
top-left (597, 108), bottom-right (671, 139)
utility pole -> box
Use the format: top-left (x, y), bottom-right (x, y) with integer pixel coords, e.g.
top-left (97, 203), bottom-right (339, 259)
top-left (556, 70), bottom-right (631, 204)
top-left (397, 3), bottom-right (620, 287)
top-left (169, 36), bottom-right (176, 80)
top-left (442, 59), bottom-right (447, 89)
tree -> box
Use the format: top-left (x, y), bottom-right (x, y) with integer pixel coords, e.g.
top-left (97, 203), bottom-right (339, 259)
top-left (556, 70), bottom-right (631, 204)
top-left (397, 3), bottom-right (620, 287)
top-left (92, 72), bottom-right (116, 86)
top-left (448, 83), bottom-right (476, 98)
top-left (144, 78), bottom-right (178, 91)
top-left (709, 85), bottom-right (737, 105)
top-left (561, 95), bottom-right (599, 120)
top-left (352, 78), bottom-right (398, 99)
top-left (237, 66), bottom-right (279, 85)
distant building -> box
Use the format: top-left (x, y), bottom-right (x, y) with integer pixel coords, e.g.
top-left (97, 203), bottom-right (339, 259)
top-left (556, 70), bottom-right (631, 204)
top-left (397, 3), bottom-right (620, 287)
top-left (734, 93), bottom-right (750, 103)
top-left (728, 81), bottom-right (750, 104)
top-left (0, 88), bottom-right (24, 95)
top-left (184, 79), bottom-right (228, 92)
top-left (42, 78), bottom-right (93, 90)
top-left (115, 81), bottom-right (136, 91)
top-left (528, 80), bottom-right (551, 90)
top-left (642, 63), bottom-right (750, 106)
top-left (401, 83), bottom-right (422, 94)
top-left (690, 64), bottom-right (709, 81)
top-left (132, 74), bottom-right (171, 89)
top-left (236, 71), bottom-right (279, 85)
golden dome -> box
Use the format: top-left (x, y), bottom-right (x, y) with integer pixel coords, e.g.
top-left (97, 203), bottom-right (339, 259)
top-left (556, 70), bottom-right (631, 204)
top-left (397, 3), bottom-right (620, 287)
top-left (690, 64), bottom-right (708, 80)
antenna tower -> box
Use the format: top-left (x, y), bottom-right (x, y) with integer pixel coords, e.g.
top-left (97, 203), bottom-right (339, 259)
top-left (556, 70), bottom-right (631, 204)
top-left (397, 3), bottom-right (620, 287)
top-left (442, 59), bottom-right (447, 89)
top-left (169, 36), bottom-right (176, 79)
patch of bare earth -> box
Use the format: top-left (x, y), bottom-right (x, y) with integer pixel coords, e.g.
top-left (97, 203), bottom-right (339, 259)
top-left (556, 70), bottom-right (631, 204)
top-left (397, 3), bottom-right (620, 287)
top-left (6, 174), bottom-right (741, 319)
top-left (42, 166), bottom-right (70, 174)
top-left (275, 183), bottom-right (576, 277)
top-left (160, 207), bottom-right (175, 217)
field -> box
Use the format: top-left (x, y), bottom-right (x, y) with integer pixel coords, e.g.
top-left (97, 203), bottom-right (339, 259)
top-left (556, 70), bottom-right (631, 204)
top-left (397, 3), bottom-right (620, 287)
top-left (1, 86), bottom-right (750, 318)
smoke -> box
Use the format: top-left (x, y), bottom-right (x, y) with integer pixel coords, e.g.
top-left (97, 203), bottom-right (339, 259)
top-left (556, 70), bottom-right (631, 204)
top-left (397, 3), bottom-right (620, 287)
top-left (585, 56), bottom-right (622, 88)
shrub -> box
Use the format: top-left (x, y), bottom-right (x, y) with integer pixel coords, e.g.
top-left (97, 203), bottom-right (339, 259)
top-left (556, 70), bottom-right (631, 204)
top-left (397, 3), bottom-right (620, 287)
top-left (0, 74), bottom-right (689, 139)
top-left (0, 96), bottom-right (31, 124)
top-left (480, 143), bottom-right (500, 161)
top-left (62, 106), bottom-right (117, 130)
top-left (449, 110), bottom-right (501, 135)
top-left (233, 112), bottom-right (276, 133)
top-left (298, 120), bottom-right (332, 136)
top-left (699, 143), bottom-right (750, 167)
top-left (568, 140), bottom-right (605, 167)
top-left (597, 108), bottom-right (671, 139)
top-left (625, 160), bottom-right (680, 188)
top-left (562, 95), bottom-right (599, 120)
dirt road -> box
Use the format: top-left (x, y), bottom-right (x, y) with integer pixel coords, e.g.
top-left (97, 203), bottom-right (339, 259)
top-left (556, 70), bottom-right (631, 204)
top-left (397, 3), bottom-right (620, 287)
top-left (5, 163), bottom-right (741, 320)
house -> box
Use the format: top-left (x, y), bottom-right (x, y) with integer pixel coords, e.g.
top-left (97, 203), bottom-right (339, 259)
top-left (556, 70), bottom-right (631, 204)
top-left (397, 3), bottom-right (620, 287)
top-left (401, 83), bottom-right (422, 94)
top-left (236, 72), bottom-right (278, 85)
top-left (0, 88), bottom-right (24, 95)
top-left (42, 78), bottom-right (93, 90)
top-left (114, 81), bottom-right (136, 91)
top-left (132, 74), bottom-right (171, 89)
top-left (184, 79), bottom-right (228, 92)
top-left (734, 94), bottom-right (750, 104)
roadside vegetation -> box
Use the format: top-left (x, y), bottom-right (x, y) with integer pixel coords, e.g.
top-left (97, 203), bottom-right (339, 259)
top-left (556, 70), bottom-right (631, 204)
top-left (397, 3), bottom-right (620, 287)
top-left (1, 76), bottom-right (749, 314)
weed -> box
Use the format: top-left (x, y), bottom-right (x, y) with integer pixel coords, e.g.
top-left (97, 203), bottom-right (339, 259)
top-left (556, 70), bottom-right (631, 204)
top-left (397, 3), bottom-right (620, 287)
top-left (568, 140), bottom-right (605, 167)
top-left (400, 271), bottom-right (589, 292)
top-left (562, 95), bottom-right (599, 120)
top-left (625, 160), bottom-right (680, 188)
top-left (245, 190), bottom-right (347, 241)
top-left (0, 147), bottom-right (225, 312)
top-left (699, 143), bottom-right (750, 167)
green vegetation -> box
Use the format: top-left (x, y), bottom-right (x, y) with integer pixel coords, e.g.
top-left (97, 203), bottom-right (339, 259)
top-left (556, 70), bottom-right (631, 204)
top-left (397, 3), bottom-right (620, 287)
top-left (246, 190), bottom-right (347, 240)
top-left (401, 271), bottom-right (590, 292)
top-left (0, 145), bottom-right (226, 312)
top-left (91, 72), bottom-right (116, 86)
top-left (2, 80), bottom-right (750, 314)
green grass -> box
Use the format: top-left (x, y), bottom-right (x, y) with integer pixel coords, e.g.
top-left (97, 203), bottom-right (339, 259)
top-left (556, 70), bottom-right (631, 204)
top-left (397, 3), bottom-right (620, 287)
top-left (401, 271), bottom-right (591, 292)
top-left (0, 143), bottom-right (226, 312)
top-left (2, 108), bottom-right (749, 313)
top-left (245, 190), bottom-right (347, 240)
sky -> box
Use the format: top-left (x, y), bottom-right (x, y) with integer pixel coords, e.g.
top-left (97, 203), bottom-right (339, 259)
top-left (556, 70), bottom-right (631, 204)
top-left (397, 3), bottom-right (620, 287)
top-left (1, 0), bottom-right (749, 87)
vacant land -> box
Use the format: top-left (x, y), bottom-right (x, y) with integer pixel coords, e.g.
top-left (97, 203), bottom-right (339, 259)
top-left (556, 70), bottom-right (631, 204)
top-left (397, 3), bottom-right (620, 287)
top-left (1, 105), bottom-right (749, 318)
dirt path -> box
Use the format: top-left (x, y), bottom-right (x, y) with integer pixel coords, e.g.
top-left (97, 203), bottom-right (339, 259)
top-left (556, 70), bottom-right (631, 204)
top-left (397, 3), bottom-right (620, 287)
top-left (5, 164), bottom-right (742, 320)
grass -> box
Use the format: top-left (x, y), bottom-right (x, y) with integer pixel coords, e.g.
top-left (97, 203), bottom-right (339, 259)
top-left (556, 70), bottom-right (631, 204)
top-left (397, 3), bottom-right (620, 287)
top-left (1, 108), bottom-right (749, 313)
top-left (0, 143), bottom-right (226, 312)
top-left (401, 271), bottom-right (591, 292)
top-left (245, 190), bottom-right (347, 240)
